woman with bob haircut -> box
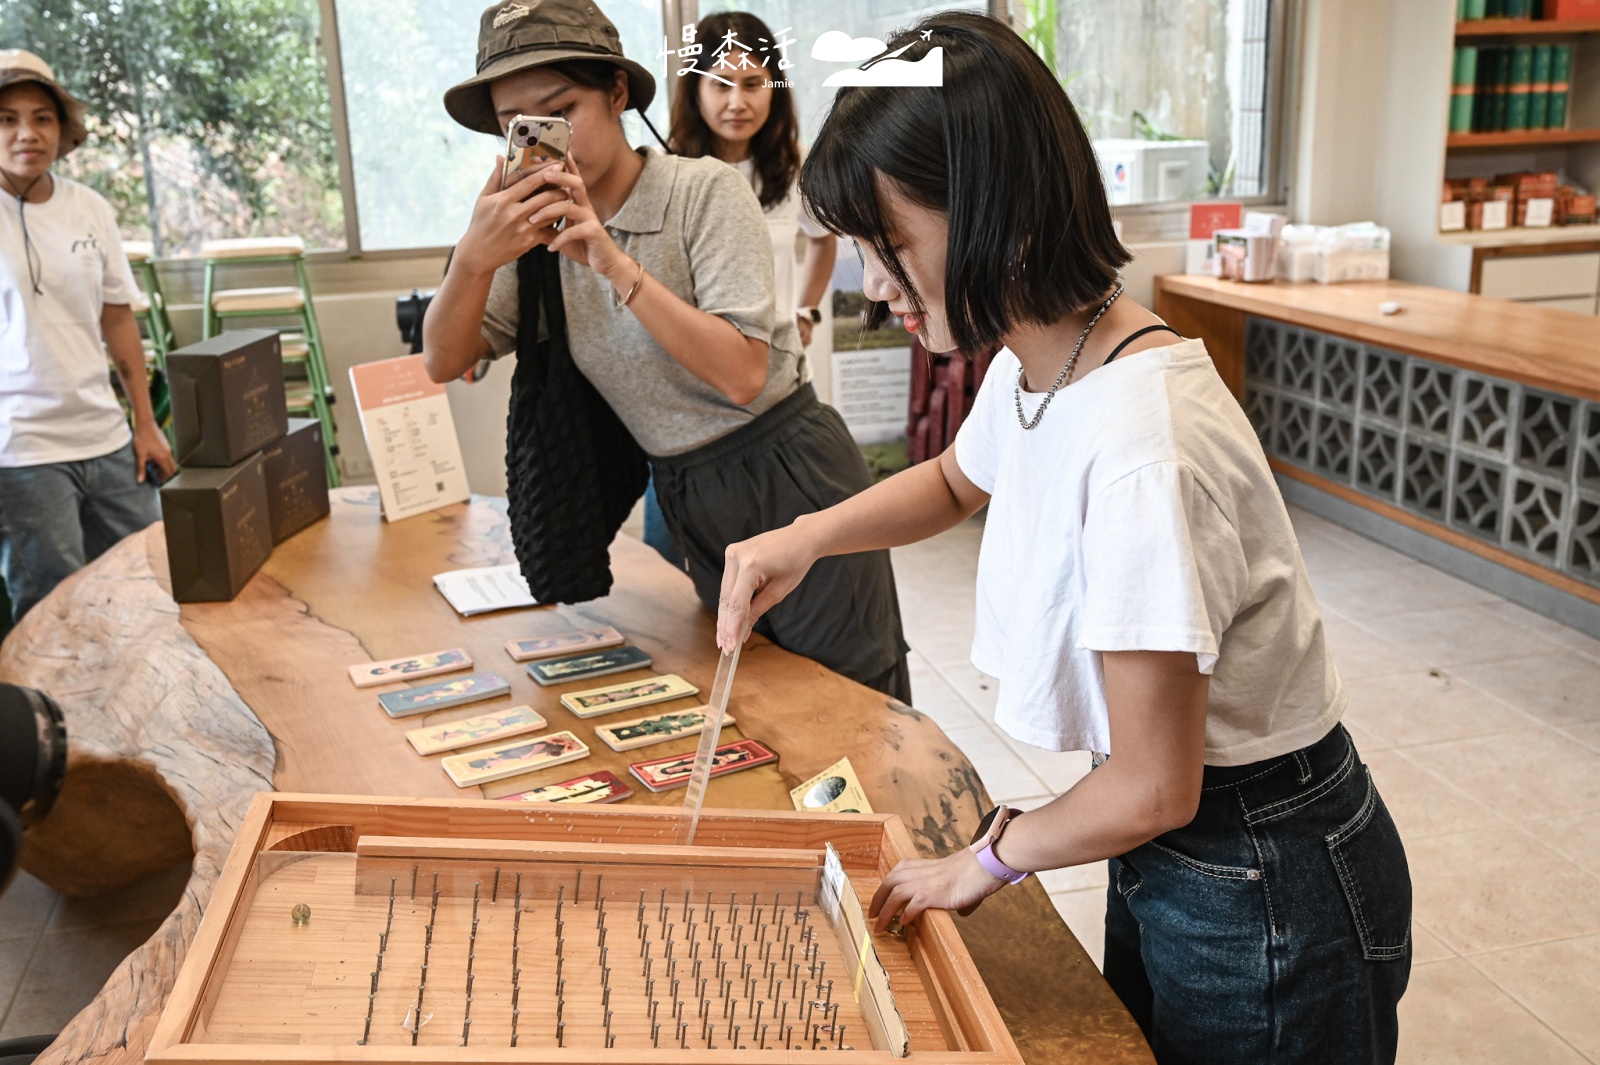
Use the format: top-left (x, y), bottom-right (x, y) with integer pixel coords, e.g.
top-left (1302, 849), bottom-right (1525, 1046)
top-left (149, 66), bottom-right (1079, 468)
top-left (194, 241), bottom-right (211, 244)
top-left (716, 11), bottom-right (1411, 1064)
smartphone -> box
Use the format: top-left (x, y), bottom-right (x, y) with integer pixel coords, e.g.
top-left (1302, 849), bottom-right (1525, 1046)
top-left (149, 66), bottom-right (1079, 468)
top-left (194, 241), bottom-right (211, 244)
top-left (502, 114), bottom-right (572, 190)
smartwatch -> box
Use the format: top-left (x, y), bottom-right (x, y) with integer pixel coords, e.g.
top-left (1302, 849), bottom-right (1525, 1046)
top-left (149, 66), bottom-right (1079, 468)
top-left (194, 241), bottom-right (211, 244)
top-left (797, 306), bottom-right (822, 324)
top-left (968, 804), bottom-right (1029, 885)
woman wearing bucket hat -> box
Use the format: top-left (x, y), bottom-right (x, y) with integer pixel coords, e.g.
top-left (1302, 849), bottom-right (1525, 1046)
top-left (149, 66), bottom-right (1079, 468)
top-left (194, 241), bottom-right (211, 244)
top-left (424, 0), bottom-right (909, 701)
top-left (0, 50), bottom-right (176, 624)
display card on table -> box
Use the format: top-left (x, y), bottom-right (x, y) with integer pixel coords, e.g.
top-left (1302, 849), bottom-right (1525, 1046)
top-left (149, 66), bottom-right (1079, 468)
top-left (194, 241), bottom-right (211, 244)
top-left (791, 756), bottom-right (875, 814)
top-left (377, 671), bottom-right (510, 718)
top-left (559, 674), bottom-right (699, 718)
top-left (593, 705), bottom-right (732, 752)
top-left (404, 705), bottom-right (548, 755)
top-left (526, 645), bottom-right (652, 686)
top-left (440, 730), bottom-right (589, 787)
top-left (629, 738), bottom-right (777, 792)
top-left (348, 355), bottom-right (470, 522)
top-left (348, 647), bottom-right (472, 689)
top-left (497, 769), bottom-right (634, 804)
top-left (505, 627), bottom-right (625, 661)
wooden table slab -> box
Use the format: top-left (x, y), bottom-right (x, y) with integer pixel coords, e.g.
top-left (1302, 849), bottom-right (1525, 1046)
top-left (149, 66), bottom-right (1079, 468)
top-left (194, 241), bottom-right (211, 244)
top-left (1155, 274), bottom-right (1600, 403)
top-left (2, 488), bottom-right (1151, 1065)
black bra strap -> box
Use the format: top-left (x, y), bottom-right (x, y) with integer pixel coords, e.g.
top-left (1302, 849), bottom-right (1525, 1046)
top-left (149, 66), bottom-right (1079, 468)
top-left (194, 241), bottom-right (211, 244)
top-left (1104, 324), bottom-right (1182, 364)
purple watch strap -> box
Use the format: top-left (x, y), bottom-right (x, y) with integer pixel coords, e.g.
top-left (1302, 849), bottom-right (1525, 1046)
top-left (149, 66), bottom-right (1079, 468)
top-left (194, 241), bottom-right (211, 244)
top-left (974, 839), bottom-right (1029, 884)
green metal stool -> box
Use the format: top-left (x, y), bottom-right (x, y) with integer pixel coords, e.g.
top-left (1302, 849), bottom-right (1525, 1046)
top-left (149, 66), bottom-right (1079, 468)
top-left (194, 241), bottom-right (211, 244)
top-left (124, 240), bottom-right (174, 371)
top-left (200, 237), bottom-right (340, 486)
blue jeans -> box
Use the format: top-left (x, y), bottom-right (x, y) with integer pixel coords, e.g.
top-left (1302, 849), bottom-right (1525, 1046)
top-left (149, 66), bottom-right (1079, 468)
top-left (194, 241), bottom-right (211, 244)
top-left (642, 472), bottom-right (685, 570)
top-left (0, 441), bottom-right (160, 623)
top-left (1104, 724), bottom-right (1411, 1065)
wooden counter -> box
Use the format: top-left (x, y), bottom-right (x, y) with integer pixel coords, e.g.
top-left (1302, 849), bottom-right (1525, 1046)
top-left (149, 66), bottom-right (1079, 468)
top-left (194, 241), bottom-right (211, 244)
top-left (1155, 274), bottom-right (1600, 403)
top-left (1154, 274), bottom-right (1600, 618)
top-left (1, 489), bottom-right (1152, 1065)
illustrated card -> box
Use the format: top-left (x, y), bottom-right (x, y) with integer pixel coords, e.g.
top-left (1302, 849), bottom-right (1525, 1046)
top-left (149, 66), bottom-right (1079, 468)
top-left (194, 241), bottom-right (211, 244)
top-left (559, 674), bottom-right (699, 719)
top-left (790, 756), bottom-right (875, 814)
top-left (377, 671), bottom-right (510, 719)
top-left (628, 738), bottom-right (777, 793)
top-left (526, 645), bottom-right (653, 687)
top-left (440, 730), bottom-right (589, 787)
top-left (506, 627), bottom-right (625, 662)
top-left (405, 705), bottom-right (549, 756)
top-left (347, 647), bottom-right (472, 688)
top-left (498, 769), bottom-right (634, 805)
top-left (593, 704), bottom-right (734, 753)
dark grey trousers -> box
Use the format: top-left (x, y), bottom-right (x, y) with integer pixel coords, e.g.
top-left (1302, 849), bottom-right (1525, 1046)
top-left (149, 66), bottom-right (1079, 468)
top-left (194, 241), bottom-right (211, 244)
top-left (649, 385), bottom-right (911, 704)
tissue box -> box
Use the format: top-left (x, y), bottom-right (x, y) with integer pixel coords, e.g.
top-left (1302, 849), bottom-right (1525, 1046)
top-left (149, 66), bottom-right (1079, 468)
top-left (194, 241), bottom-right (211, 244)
top-left (1314, 223), bottom-right (1391, 284)
top-left (260, 418), bottom-right (330, 544)
top-left (167, 330), bottom-right (288, 467)
top-left (160, 454), bottom-right (273, 602)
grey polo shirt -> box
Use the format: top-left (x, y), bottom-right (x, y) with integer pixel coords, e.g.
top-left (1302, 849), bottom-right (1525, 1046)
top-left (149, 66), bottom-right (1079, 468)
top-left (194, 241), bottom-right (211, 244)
top-left (482, 148), bottom-right (806, 457)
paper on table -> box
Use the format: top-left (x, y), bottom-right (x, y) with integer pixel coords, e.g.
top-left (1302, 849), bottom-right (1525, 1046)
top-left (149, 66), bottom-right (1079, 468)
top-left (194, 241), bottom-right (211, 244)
top-left (675, 643), bottom-right (740, 846)
top-left (432, 564), bottom-right (538, 616)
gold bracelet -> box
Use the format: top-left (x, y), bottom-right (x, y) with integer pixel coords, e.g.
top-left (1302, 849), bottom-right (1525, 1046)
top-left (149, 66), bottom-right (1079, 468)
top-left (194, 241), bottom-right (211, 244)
top-left (613, 259), bottom-right (646, 309)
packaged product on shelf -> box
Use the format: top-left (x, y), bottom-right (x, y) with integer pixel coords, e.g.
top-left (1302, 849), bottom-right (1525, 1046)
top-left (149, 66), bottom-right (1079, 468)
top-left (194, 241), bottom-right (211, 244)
top-left (1313, 223), bottom-right (1391, 284)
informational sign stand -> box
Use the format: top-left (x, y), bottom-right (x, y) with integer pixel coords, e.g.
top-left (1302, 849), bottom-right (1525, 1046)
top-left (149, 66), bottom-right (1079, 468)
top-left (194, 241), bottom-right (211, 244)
top-left (349, 356), bottom-right (471, 523)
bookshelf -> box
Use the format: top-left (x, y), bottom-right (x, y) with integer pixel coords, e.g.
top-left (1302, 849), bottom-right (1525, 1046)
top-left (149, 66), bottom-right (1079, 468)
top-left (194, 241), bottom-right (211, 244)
top-left (1456, 18), bottom-right (1600, 37)
top-left (1447, 127), bottom-right (1600, 146)
top-left (1441, 16), bottom-right (1600, 262)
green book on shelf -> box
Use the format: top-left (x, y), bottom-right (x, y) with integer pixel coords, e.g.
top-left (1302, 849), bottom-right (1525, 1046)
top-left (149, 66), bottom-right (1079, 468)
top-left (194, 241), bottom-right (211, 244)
top-left (1549, 43), bottom-right (1572, 130)
top-left (1464, 0), bottom-right (1487, 15)
top-left (1494, 46), bottom-right (1515, 130)
top-left (1507, 45), bottom-right (1534, 130)
top-left (1474, 47), bottom-right (1498, 132)
top-left (1452, 47), bottom-right (1480, 134)
top-left (1529, 44), bottom-right (1552, 129)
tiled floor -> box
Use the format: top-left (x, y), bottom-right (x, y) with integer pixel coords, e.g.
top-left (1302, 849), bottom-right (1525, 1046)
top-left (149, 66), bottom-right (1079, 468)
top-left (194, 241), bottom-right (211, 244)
top-left (4, 504), bottom-right (1599, 1061)
top-left (0, 861), bottom-right (188, 1040)
top-left (891, 506), bottom-right (1600, 1065)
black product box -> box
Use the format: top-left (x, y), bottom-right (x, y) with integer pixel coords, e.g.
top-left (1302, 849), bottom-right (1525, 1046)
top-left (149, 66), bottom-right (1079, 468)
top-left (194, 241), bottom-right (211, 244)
top-left (261, 417), bottom-right (330, 544)
top-left (168, 329), bottom-right (289, 467)
top-left (160, 453), bottom-right (273, 602)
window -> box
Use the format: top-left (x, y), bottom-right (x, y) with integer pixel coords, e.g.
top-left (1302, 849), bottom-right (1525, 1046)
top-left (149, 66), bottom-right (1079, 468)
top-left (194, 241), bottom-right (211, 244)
top-left (1025, 0), bottom-right (1285, 206)
top-left (332, 0), bottom-right (669, 253)
top-left (2, 0), bottom-right (1290, 258)
top-left (0, 0), bottom-right (345, 257)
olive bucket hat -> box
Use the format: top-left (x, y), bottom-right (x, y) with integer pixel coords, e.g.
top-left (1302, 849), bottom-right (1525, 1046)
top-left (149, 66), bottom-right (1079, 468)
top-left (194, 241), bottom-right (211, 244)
top-left (0, 50), bottom-right (89, 159)
top-left (444, 0), bottom-right (657, 136)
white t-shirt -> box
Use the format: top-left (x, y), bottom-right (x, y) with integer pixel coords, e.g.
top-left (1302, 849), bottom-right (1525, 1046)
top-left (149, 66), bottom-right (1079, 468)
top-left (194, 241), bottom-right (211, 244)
top-left (0, 175), bottom-right (138, 467)
top-left (733, 157), bottom-right (827, 324)
top-left (954, 338), bottom-right (1345, 767)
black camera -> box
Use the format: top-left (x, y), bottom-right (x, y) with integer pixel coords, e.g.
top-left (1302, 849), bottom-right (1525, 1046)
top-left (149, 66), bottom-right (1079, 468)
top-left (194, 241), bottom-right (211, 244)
top-left (0, 684), bottom-right (68, 894)
top-left (395, 289), bottom-right (435, 354)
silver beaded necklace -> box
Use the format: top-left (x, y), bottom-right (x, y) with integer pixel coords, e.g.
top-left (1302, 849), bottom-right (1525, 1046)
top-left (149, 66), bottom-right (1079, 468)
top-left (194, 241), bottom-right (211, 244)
top-left (1013, 280), bottom-right (1124, 430)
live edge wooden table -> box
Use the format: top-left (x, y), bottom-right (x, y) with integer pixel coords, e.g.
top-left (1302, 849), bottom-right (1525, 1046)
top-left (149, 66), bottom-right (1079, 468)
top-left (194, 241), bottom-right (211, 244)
top-left (1, 488), bottom-right (1152, 1065)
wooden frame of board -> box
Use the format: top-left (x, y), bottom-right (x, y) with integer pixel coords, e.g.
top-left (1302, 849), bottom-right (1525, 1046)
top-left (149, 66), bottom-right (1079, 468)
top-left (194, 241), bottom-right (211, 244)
top-left (146, 793), bottom-right (1023, 1065)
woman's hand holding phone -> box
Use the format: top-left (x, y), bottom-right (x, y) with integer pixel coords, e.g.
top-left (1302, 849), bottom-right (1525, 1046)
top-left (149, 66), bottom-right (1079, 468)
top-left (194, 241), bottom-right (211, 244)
top-left (524, 158), bottom-right (634, 283)
top-left (452, 156), bottom-right (570, 279)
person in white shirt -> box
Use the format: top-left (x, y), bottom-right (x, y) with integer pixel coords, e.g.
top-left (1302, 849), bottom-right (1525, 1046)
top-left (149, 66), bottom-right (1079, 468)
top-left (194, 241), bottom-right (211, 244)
top-left (715, 14), bottom-right (1411, 1065)
top-left (0, 51), bottom-right (175, 624)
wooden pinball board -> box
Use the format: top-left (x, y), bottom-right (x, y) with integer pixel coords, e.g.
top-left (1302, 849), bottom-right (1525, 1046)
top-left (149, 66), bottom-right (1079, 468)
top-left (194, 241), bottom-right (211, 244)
top-left (148, 794), bottom-right (1023, 1065)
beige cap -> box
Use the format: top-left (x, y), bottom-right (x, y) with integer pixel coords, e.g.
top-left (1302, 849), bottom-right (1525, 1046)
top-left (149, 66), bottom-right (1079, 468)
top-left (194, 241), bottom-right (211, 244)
top-left (0, 50), bottom-right (89, 159)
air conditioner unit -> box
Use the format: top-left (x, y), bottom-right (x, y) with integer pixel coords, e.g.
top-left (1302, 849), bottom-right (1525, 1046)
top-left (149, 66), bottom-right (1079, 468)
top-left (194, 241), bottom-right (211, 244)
top-left (1092, 138), bottom-right (1212, 206)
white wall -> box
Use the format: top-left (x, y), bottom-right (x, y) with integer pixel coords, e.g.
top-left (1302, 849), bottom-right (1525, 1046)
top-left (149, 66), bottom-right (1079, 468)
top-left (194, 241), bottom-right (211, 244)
top-left (1292, 0), bottom-right (1474, 290)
